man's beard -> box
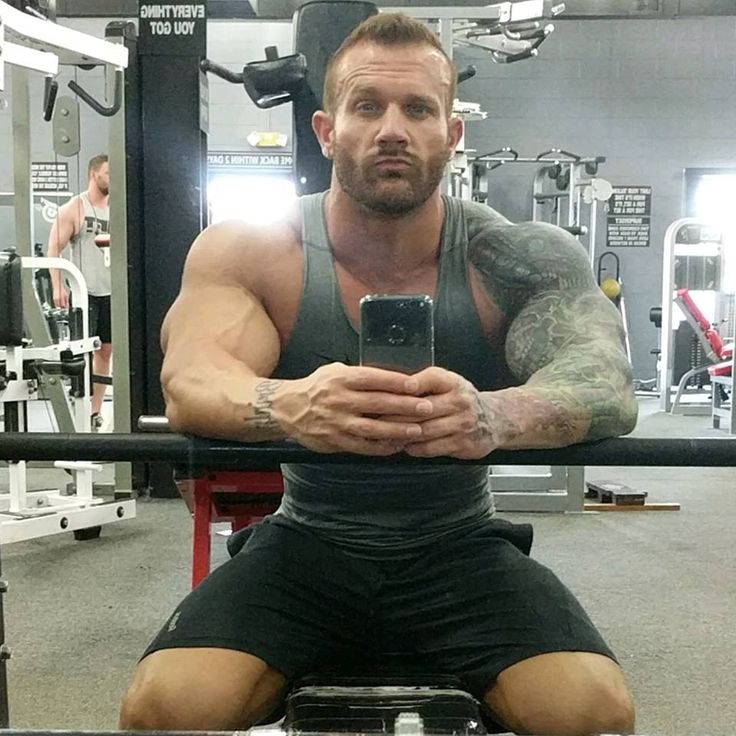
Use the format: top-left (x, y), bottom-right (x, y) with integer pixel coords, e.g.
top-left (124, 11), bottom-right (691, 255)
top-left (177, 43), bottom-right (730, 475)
top-left (98, 184), bottom-right (109, 196)
top-left (332, 145), bottom-right (447, 217)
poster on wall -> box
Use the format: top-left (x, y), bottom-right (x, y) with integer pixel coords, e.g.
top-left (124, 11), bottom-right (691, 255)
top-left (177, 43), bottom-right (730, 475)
top-left (138, 1), bottom-right (207, 56)
top-left (32, 162), bottom-right (69, 192)
top-left (606, 186), bottom-right (652, 248)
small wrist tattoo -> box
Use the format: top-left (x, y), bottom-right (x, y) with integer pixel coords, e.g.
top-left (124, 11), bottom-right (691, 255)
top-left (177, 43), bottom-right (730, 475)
top-left (249, 379), bottom-right (282, 431)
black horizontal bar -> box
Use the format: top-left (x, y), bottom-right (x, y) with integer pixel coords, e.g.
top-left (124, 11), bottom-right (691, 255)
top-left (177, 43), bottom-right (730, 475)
top-left (0, 433), bottom-right (735, 468)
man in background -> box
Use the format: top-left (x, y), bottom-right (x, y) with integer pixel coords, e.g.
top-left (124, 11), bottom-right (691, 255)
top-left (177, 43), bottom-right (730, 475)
top-left (47, 153), bottom-right (111, 430)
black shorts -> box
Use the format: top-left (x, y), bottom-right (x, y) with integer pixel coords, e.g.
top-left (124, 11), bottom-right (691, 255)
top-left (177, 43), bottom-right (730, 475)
top-left (88, 295), bottom-right (111, 344)
top-left (143, 516), bottom-right (616, 697)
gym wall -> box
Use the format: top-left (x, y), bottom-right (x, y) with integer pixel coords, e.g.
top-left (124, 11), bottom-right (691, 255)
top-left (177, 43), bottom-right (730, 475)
top-left (457, 17), bottom-right (736, 382)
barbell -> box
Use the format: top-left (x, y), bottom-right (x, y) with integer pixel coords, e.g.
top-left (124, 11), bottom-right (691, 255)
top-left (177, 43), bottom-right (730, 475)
top-left (0, 433), bottom-right (735, 469)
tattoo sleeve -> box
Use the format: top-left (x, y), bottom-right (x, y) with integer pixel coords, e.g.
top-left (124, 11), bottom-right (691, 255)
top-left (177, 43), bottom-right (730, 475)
top-left (468, 219), bottom-right (637, 447)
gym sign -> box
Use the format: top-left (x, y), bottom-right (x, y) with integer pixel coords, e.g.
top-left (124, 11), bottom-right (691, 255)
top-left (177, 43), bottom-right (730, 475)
top-left (138, 1), bottom-right (207, 56)
top-left (208, 151), bottom-right (294, 170)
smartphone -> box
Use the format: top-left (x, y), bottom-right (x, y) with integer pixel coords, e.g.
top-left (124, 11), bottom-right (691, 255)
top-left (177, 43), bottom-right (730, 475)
top-left (359, 294), bottom-right (435, 374)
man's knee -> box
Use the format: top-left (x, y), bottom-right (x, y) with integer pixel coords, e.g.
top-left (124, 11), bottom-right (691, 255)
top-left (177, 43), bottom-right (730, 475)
top-left (97, 342), bottom-right (113, 361)
top-left (118, 664), bottom-right (229, 730)
top-left (569, 676), bottom-right (636, 735)
top-left (119, 648), bottom-right (287, 730)
top-left (119, 677), bottom-right (182, 730)
top-left (485, 652), bottom-right (635, 735)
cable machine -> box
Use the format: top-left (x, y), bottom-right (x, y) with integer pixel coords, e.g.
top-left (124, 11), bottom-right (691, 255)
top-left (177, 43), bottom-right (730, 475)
top-left (471, 147), bottom-right (612, 267)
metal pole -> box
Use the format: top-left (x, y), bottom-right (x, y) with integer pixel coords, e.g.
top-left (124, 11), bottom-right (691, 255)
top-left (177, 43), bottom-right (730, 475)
top-left (567, 162), bottom-right (576, 231)
top-left (660, 219), bottom-right (687, 412)
top-left (106, 26), bottom-right (133, 498)
top-left (589, 199), bottom-right (598, 269)
top-left (10, 65), bottom-right (75, 432)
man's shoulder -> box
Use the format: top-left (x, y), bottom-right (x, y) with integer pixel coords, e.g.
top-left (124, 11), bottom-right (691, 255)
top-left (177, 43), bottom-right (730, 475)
top-left (188, 214), bottom-right (302, 295)
top-left (58, 193), bottom-right (83, 214)
top-left (459, 204), bottom-right (596, 315)
top-left (461, 205), bottom-right (591, 278)
top-left (197, 215), bottom-right (301, 261)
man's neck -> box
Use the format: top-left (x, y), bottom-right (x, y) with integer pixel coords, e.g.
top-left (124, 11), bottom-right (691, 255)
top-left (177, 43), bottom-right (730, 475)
top-left (324, 187), bottom-right (445, 286)
top-left (86, 187), bottom-right (108, 208)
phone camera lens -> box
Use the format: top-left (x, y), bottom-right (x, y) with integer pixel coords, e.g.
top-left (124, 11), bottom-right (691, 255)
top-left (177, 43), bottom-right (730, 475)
top-left (387, 323), bottom-right (406, 345)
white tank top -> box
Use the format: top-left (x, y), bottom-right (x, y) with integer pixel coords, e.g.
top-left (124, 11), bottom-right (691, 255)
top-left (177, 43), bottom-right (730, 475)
top-left (66, 192), bottom-right (111, 296)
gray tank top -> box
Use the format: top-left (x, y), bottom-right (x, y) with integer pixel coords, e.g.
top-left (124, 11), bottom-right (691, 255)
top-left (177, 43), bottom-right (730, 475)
top-left (272, 192), bottom-right (517, 555)
top-left (66, 192), bottom-right (111, 297)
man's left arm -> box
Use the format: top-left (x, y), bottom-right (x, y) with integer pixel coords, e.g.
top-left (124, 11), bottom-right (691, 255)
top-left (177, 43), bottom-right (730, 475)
top-left (403, 223), bottom-right (637, 458)
top-left (479, 225), bottom-right (637, 449)
top-left (488, 289), bottom-right (637, 449)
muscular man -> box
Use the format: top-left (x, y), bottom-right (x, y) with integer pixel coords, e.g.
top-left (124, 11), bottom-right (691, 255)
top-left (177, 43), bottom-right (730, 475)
top-left (120, 14), bottom-right (638, 736)
top-left (47, 154), bottom-right (112, 429)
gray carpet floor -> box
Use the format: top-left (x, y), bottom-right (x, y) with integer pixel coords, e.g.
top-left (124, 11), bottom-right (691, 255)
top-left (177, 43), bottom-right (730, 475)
top-left (1, 397), bottom-right (735, 734)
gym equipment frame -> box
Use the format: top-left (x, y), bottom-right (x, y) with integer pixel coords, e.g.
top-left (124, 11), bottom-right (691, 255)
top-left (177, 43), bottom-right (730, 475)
top-left (0, 254), bottom-right (136, 543)
top-left (659, 218), bottom-right (730, 415)
top-left (0, 1), bottom-right (135, 501)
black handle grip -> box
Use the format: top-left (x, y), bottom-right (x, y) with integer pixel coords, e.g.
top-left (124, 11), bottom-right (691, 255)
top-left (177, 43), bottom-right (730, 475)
top-left (68, 69), bottom-right (123, 118)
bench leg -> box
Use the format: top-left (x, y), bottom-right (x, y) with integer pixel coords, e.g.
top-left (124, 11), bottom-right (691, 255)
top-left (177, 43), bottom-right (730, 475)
top-left (192, 479), bottom-right (213, 588)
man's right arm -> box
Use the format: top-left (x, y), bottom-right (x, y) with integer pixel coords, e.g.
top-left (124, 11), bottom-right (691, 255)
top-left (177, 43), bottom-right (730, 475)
top-left (161, 222), bottom-right (433, 452)
top-left (47, 199), bottom-right (79, 306)
top-left (160, 222), bottom-right (286, 442)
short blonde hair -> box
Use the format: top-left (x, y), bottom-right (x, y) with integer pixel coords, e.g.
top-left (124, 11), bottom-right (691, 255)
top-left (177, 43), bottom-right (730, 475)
top-left (322, 13), bottom-right (457, 116)
top-left (88, 154), bottom-right (108, 176)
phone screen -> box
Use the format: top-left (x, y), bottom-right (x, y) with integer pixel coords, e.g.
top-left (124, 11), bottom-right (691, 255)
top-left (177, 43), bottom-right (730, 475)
top-left (359, 294), bottom-right (435, 374)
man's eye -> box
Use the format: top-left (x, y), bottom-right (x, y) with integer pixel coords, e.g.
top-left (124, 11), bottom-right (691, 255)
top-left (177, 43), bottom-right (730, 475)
top-left (356, 101), bottom-right (379, 113)
top-left (408, 104), bottom-right (431, 117)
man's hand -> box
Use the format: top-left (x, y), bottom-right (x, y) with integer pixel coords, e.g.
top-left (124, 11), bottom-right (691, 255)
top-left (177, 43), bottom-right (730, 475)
top-left (390, 367), bottom-right (498, 460)
top-left (275, 363), bottom-right (434, 456)
top-left (52, 286), bottom-right (69, 309)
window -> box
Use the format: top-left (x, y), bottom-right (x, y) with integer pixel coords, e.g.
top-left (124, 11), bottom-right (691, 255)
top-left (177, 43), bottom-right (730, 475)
top-left (208, 172), bottom-right (297, 225)
top-left (684, 168), bottom-right (736, 295)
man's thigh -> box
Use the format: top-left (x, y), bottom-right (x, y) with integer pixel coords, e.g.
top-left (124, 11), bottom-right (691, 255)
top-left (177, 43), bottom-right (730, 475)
top-left (95, 295), bottom-right (112, 344)
top-left (121, 646), bottom-right (289, 729)
top-left (379, 520), bottom-right (617, 696)
top-left (144, 517), bottom-right (382, 680)
top-left (88, 296), bottom-right (101, 341)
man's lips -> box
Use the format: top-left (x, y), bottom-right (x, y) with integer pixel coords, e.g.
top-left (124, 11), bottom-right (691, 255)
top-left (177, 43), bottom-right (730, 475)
top-left (375, 157), bottom-right (412, 170)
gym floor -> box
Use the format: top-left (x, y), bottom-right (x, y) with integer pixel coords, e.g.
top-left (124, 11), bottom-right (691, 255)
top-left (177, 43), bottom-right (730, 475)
top-left (1, 396), bottom-right (734, 735)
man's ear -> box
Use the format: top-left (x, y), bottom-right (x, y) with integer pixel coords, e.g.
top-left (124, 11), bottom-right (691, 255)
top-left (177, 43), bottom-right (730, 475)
top-left (312, 110), bottom-right (335, 159)
top-left (448, 115), bottom-right (464, 155)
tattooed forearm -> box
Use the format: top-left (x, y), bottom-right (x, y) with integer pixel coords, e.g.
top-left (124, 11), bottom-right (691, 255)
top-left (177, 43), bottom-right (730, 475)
top-left (243, 379), bottom-right (285, 438)
top-left (524, 349), bottom-right (637, 441)
top-left (504, 289), bottom-right (637, 442)
top-left (476, 388), bottom-right (584, 449)
top-left (471, 391), bottom-right (493, 444)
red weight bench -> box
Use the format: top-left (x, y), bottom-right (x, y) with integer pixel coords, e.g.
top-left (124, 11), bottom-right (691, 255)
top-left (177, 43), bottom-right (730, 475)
top-left (175, 470), bottom-right (284, 587)
top-left (671, 288), bottom-right (733, 413)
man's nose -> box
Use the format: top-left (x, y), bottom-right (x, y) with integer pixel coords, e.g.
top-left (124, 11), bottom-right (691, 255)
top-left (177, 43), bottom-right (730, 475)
top-left (376, 104), bottom-right (409, 146)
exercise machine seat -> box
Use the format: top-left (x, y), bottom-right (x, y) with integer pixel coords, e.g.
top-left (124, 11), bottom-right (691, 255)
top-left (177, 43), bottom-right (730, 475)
top-left (283, 672), bottom-right (500, 734)
top-left (675, 288), bottom-right (732, 363)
